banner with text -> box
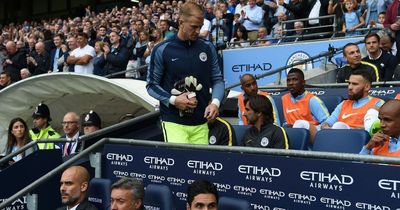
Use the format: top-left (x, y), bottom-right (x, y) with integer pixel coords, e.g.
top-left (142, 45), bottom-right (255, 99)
top-left (104, 144), bottom-right (400, 210)
top-left (223, 37), bottom-right (363, 91)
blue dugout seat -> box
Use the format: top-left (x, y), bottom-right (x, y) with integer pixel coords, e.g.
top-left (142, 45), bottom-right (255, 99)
top-left (318, 95), bottom-right (343, 113)
top-left (218, 196), bottom-right (251, 210)
top-left (143, 184), bottom-right (175, 210)
top-left (284, 128), bottom-right (309, 150)
top-left (87, 178), bottom-right (112, 210)
top-left (312, 129), bottom-right (370, 153)
top-left (232, 125), bottom-right (251, 146)
top-left (271, 95), bottom-right (284, 126)
top-left (335, 57), bottom-right (347, 67)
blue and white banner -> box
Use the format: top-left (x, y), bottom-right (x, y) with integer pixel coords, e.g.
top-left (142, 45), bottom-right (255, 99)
top-left (104, 144), bottom-right (400, 210)
top-left (223, 37), bottom-right (363, 91)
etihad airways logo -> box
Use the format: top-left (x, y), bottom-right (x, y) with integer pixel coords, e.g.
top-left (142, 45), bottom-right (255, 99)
top-left (0, 197), bottom-right (26, 209)
top-left (260, 189), bottom-right (285, 200)
top-left (320, 197), bottom-right (351, 209)
top-left (107, 153), bottom-right (134, 166)
top-left (187, 160), bottom-right (223, 176)
top-left (238, 165), bottom-right (281, 183)
top-left (355, 202), bottom-right (390, 210)
top-left (378, 179), bottom-right (400, 199)
top-left (300, 171), bottom-right (353, 192)
top-left (238, 165), bottom-right (281, 176)
top-left (233, 185), bottom-right (257, 196)
top-left (187, 160), bottom-right (223, 170)
top-left (144, 156), bottom-right (174, 166)
top-left (144, 156), bottom-right (175, 171)
top-left (214, 182), bottom-right (231, 192)
top-left (300, 171), bottom-right (353, 185)
top-left (379, 179), bottom-right (400, 191)
top-left (288, 193), bottom-right (316, 205)
top-left (107, 153), bottom-right (134, 162)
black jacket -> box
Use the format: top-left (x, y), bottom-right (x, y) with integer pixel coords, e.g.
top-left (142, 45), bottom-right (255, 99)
top-left (4, 49), bottom-right (27, 82)
top-left (208, 117), bottom-right (237, 146)
top-left (336, 61), bottom-right (379, 83)
top-left (362, 50), bottom-right (398, 81)
top-left (103, 44), bottom-right (130, 78)
top-left (56, 200), bottom-right (98, 210)
top-left (243, 123), bottom-right (289, 149)
top-left (28, 51), bottom-right (51, 75)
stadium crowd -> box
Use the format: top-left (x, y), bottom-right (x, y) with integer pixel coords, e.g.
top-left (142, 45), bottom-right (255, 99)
top-left (0, 0), bottom-right (400, 84)
top-left (0, 0), bottom-right (399, 161)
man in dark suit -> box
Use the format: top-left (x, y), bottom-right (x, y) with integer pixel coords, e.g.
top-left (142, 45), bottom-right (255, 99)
top-left (57, 166), bottom-right (98, 210)
top-left (4, 41), bottom-right (27, 82)
top-left (60, 112), bottom-right (82, 157)
top-left (27, 42), bottom-right (51, 75)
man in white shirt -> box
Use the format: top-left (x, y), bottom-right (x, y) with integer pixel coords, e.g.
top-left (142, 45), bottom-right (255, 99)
top-left (67, 32), bottom-right (96, 74)
top-left (200, 18), bottom-right (212, 40)
top-left (239, 0), bottom-right (264, 40)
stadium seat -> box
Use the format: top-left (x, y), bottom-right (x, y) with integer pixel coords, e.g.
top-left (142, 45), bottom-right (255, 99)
top-left (232, 125), bottom-right (251, 146)
top-left (271, 95), bottom-right (284, 125)
top-left (375, 95), bottom-right (392, 102)
top-left (218, 196), bottom-right (251, 210)
top-left (312, 129), bottom-right (370, 153)
top-left (87, 178), bottom-right (112, 210)
top-left (284, 128), bottom-right (309, 150)
top-left (143, 184), bottom-right (175, 210)
top-left (318, 95), bottom-right (343, 113)
top-left (335, 57), bottom-right (347, 67)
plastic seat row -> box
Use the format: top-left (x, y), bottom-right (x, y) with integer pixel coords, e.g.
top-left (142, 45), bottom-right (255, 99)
top-left (87, 179), bottom-right (251, 210)
top-left (232, 126), bottom-right (370, 153)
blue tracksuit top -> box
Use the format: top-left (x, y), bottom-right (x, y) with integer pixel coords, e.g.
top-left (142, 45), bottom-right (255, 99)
top-left (147, 35), bottom-right (225, 125)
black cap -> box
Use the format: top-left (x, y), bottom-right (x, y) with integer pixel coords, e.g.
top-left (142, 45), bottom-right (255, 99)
top-left (32, 103), bottom-right (52, 121)
top-left (83, 110), bottom-right (101, 128)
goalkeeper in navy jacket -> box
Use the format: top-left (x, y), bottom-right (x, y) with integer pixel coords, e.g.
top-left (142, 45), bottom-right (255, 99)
top-left (146, 1), bottom-right (225, 144)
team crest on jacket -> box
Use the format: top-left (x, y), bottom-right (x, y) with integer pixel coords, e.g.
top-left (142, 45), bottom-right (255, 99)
top-left (209, 136), bottom-right (217, 145)
top-left (261, 137), bottom-right (269, 147)
top-left (199, 52), bottom-right (207, 62)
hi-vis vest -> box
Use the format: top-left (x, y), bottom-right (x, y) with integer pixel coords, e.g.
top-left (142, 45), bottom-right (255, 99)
top-left (29, 125), bottom-right (61, 150)
top-left (238, 91), bottom-right (269, 125)
top-left (281, 92), bottom-right (319, 125)
top-left (338, 97), bottom-right (381, 128)
top-left (373, 140), bottom-right (400, 157)
top-left (395, 93), bottom-right (400, 100)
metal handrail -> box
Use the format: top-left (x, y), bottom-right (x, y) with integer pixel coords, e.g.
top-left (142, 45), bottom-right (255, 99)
top-left (0, 137), bottom-right (107, 209)
top-left (104, 64), bottom-right (148, 78)
top-left (282, 15), bottom-right (336, 33)
top-left (0, 111), bottom-right (160, 169)
top-left (2, 137), bottom-right (400, 209)
top-left (283, 15), bottom-right (336, 24)
top-left (258, 81), bottom-right (400, 90)
top-left (0, 140), bottom-right (38, 166)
